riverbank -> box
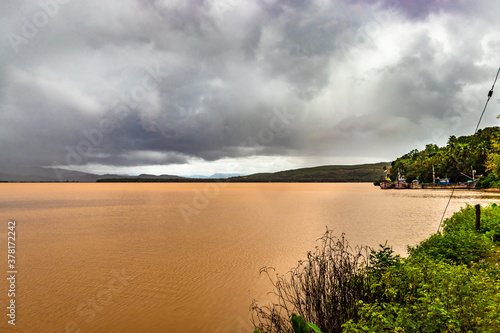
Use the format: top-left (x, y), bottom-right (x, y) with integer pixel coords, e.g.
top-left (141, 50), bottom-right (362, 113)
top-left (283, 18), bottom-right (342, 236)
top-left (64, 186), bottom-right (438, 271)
top-left (343, 204), bottom-right (500, 332)
top-left (252, 203), bottom-right (500, 333)
top-left (484, 188), bottom-right (500, 192)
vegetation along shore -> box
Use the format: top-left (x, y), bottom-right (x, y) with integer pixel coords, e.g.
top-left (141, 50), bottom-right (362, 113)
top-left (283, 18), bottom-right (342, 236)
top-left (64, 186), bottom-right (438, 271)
top-left (381, 126), bottom-right (500, 189)
top-left (251, 203), bottom-right (500, 332)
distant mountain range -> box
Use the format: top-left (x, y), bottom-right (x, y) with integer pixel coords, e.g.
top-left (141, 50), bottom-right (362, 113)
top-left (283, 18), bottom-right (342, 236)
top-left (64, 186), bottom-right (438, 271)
top-left (0, 163), bottom-right (389, 183)
top-left (94, 163), bottom-right (389, 183)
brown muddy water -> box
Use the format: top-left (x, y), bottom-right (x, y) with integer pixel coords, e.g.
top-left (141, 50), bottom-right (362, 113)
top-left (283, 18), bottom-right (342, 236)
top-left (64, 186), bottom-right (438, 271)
top-left (1, 183), bottom-right (499, 332)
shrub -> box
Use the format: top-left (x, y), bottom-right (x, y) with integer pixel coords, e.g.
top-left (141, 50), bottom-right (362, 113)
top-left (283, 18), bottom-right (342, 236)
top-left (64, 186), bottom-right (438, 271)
top-left (367, 242), bottom-right (402, 277)
top-left (478, 172), bottom-right (500, 188)
top-left (343, 203), bottom-right (500, 332)
top-left (343, 258), bottom-right (500, 332)
top-left (443, 203), bottom-right (500, 242)
top-left (251, 230), bottom-right (371, 333)
top-left (407, 229), bottom-right (492, 264)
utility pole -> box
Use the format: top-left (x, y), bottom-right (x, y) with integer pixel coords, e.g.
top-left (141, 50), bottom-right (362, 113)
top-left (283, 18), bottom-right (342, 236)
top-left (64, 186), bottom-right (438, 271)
top-left (475, 204), bottom-right (481, 231)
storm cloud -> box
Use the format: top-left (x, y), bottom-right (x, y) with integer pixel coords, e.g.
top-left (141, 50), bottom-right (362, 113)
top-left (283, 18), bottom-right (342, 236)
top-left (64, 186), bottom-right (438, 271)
top-left (1, 0), bottom-right (499, 176)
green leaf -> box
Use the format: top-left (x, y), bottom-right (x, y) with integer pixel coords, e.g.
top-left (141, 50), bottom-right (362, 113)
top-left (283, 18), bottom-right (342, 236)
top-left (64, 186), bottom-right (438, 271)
top-left (307, 322), bottom-right (323, 333)
top-left (290, 313), bottom-right (310, 333)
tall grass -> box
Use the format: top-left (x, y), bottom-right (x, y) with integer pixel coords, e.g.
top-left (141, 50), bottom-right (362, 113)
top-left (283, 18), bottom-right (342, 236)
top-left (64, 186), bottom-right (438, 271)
top-left (250, 230), bottom-right (371, 333)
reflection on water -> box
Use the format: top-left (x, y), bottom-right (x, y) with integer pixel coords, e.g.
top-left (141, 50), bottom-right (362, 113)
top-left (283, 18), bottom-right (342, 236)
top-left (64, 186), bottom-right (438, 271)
top-left (1, 183), bottom-right (499, 332)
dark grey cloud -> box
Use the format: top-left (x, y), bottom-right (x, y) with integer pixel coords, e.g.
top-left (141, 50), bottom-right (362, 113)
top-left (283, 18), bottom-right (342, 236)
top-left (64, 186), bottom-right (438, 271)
top-left (356, 0), bottom-right (469, 19)
top-left (0, 0), bottom-right (499, 175)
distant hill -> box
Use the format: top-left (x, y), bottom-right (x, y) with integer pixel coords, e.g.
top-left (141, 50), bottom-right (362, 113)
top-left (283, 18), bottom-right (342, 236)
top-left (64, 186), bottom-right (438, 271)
top-left (228, 162), bottom-right (390, 182)
top-left (0, 167), bottom-right (182, 182)
top-left (0, 166), bottom-right (100, 182)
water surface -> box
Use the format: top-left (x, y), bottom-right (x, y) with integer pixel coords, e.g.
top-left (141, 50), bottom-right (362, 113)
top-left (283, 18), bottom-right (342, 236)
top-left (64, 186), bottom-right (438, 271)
top-left (1, 183), bottom-right (499, 332)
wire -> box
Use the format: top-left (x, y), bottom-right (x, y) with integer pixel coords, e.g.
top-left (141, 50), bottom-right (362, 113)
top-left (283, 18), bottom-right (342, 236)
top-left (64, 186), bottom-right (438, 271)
top-left (474, 67), bottom-right (500, 134)
top-left (437, 67), bottom-right (500, 233)
top-left (436, 178), bottom-right (458, 233)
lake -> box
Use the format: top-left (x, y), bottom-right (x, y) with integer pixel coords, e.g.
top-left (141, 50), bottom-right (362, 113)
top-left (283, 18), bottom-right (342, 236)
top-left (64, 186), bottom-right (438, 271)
top-left (1, 183), bottom-right (499, 332)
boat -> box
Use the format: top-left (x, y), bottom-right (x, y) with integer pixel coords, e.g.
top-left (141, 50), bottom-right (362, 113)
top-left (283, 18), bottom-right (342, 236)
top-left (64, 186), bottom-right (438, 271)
top-left (379, 168), bottom-right (393, 189)
top-left (394, 173), bottom-right (408, 189)
top-left (422, 179), bottom-right (479, 189)
top-left (394, 180), bottom-right (408, 189)
top-left (379, 179), bottom-right (393, 189)
top-left (409, 179), bottom-right (422, 189)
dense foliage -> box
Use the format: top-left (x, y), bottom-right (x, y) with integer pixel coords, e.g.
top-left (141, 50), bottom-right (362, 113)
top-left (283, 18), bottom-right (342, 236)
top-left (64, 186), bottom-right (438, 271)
top-left (388, 126), bottom-right (500, 186)
top-left (342, 258), bottom-right (500, 332)
top-left (252, 204), bottom-right (500, 333)
top-left (442, 203), bottom-right (500, 242)
top-left (344, 203), bottom-right (500, 332)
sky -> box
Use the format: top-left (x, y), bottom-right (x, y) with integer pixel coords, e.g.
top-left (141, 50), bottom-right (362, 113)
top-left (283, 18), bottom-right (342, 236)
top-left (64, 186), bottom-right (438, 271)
top-left (1, 0), bottom-right (500, 177)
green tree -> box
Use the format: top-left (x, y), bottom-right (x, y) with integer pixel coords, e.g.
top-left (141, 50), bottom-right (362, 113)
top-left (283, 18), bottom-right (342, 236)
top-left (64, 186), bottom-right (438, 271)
top-left (485, 136), bottom-right (500, 176)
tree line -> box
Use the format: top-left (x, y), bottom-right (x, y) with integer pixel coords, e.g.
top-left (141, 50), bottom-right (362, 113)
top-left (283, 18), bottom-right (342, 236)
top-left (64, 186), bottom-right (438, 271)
top-left (388, 126), bottom-right (500, 188)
